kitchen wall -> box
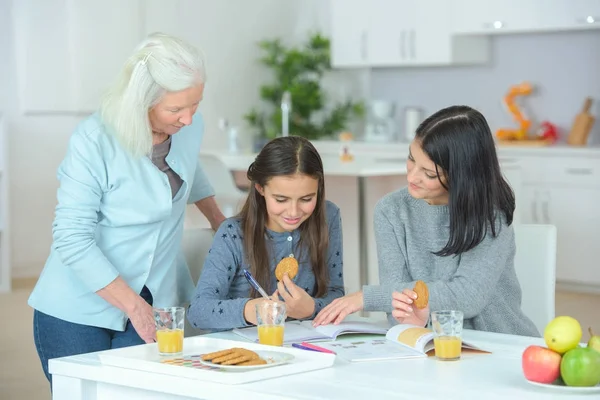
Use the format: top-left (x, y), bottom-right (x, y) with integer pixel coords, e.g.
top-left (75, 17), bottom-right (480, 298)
top-left (1, 0), bottom-right (367, 277)
top-left (370, 30), bottom-right (600, 145)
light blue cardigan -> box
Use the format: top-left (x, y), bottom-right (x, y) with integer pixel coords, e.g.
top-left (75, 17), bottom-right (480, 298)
top-left (28, 112), bottom-right (214, 331)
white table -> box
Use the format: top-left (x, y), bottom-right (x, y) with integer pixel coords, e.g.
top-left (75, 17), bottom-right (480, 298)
top-left (49, 329), bottom-right (582, 400)
top-left (199, 150), bottom-right (409, 296)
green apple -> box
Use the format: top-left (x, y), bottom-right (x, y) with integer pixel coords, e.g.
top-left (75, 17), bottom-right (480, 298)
top-left (560, 347), bottom-right (600, 387)
top-left (588, 327), bottom-right (600, 354)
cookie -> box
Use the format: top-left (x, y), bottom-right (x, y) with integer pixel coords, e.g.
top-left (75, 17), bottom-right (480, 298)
top-left (202, 347), bottom-right (263, 366)
top-left (412, 280), bottom-right (429, 309)
top-left (201, 348), bottom-right (235, 361)
top-left (275, 256), bottom-right (299, 281)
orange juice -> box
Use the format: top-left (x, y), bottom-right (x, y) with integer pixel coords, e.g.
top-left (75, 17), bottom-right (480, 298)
top-left (257, 324), bottom-right (284, 346)
top-left (156, 328), bottom-right (184, 354)
top-left (433, 336), bottom-right (462, 360)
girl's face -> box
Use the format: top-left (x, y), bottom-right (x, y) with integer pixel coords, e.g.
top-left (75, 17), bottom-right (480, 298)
top-left (256, 173), bottom-right (319, 232)
top-left (406, 140), bottom-right (449, 205)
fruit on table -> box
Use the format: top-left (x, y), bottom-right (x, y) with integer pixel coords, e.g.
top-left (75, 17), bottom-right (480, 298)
top-left (544, 316), bottom-right (582, 354)
top-left (560, 347), bottom-right (600, 387)
top-left (522, 345), bottom-right (562, 384)
top-left (588, 327), bottom-right (600, 354)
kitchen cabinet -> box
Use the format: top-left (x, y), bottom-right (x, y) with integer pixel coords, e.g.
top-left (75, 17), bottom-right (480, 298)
top-left (329, 0), bottom-right (490, 68)
top-left (519, 156), bottom-right (600, 287)
top-left (330, 0), bottom-right (370, 68)
top-left (13, 0), bottom-right (144, 114)
top-left (452, 0), bottom-right (600, 35)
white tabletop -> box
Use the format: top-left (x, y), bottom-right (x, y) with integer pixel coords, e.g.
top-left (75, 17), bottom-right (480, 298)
top-left (49, 327), bottom-right (588, 400)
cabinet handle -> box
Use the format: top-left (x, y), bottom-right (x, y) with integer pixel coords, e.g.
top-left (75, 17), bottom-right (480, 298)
top-left (542, 200), bottom-right (550, 224)
top-left (400, 31), bottom-right (406, 59)
top-left (531, 199), bottom-right (538, 223)
top-left (361, 31), bottom-right (368, 61)
top-left (565, 167), bottom-right (593, 175)
top-left (410, 29), bottom-right (416, 59)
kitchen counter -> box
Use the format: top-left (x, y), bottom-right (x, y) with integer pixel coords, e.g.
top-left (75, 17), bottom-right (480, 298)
top-left (200, 151), bottom-right (407, 176)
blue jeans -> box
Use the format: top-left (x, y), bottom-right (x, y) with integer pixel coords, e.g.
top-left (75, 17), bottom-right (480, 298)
top-left (33, 286), bottom-right (153, 387)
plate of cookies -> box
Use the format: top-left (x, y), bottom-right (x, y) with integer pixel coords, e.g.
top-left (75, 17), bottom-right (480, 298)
top-left (199, 347), bottom-right (295, 371)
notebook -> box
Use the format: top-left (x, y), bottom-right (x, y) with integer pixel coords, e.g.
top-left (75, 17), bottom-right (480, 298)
top-left (314, 324), bottom-right (489, 362)
top-left (232, 320), bottom-right (389, 344)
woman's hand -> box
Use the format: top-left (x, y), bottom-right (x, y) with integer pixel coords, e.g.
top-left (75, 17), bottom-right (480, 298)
top-left (391, 289), bottom-right (429, 327)
top-left (275, 275), bottom-right (315, 320)
top-left (126, 297), bottom-right (157, 343)
top-left (312, 291), bottom-right (364, 326)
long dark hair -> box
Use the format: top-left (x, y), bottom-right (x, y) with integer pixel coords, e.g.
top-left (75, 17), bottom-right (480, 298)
top-left (415, 105), bottom-right (515, 256)
top-left (239, 136), bottom-right (329, 298)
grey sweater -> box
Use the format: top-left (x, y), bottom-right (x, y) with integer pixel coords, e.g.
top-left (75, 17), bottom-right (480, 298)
top-left (363, 187), bottom-right (540, 337)
top-left (188, 200), bottom-right (345, 331)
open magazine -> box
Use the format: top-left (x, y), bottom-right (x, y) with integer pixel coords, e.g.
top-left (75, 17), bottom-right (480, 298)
top-left (232, 319), bottom-right (389, 344)
top-left (314, 324), bottom-right (489, 362)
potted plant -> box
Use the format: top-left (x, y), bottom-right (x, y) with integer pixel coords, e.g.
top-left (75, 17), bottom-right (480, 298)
top-left (244, 32), bottom-right (365, 150)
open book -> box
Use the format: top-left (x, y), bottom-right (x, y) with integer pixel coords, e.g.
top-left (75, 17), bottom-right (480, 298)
top-left (314, 324), bottom-right (489, 362)
top-left (232, 320), bottom-right (389, 344)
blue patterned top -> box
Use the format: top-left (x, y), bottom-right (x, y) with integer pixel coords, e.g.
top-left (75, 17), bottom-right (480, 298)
top-left (188, 200), bottom-right (345, 331)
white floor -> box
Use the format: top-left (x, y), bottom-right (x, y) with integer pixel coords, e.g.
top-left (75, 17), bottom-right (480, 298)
top-left (1, 278), bottom-right (599, 400)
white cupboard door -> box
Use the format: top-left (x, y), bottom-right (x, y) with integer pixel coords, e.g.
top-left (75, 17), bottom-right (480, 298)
top-left (451, 0), bottom-right (539, 34)
top-left (541, 0), bottom-right (600, 31)
top-left (330, 0), bottom-right (370, 68)
top-left (68, 0), bottom-right (144, 112)
top-left (13, 0), bottom-right (75, 113)
top-left (546, 188), bottom-right (600, 286)
top-left (412, 0), bottom-right (451, 64)
top-left (13, 0), bottom-right (144, 114)
top-left (368, 0), bottom-right (414, 66)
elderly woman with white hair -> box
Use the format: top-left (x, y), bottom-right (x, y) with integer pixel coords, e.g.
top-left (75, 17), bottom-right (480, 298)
top-left (28, 32), bottom-right (225, 386)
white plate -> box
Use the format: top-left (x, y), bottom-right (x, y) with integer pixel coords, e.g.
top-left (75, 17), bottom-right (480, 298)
top-left (527, 380), bottom-right (600, 394)
top-left (199, 350), bottom-right (295, 371)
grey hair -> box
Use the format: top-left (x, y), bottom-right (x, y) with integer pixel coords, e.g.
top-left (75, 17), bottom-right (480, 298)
top-left (99, 32), bottom-right (207, 158)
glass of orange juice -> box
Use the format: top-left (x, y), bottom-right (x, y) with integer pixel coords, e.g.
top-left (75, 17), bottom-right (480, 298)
top-left (255, 301), bottom-right (286, 346)
top-left (153, 307), bottom-right (185, 356)
top-left (431, 310), bottom-right (464, 361)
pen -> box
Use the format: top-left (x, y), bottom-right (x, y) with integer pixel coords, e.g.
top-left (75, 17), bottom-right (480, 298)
top-left (243, 269), bottom-right (271, 300)
top-left (299, 342), bottom-right (336, 355)
top-left (291, 343), bottom-right (321, 352)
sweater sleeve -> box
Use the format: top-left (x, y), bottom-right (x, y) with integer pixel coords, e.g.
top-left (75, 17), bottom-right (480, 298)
top-left (311, 205), bottom-right (345, 317)
top-left (362, 199), bottom-right (412, 312)
top-left (187, 222), bottom-right (250, 330)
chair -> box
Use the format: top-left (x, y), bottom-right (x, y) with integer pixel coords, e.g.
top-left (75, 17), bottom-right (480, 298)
top-left (181, 227), bottom-right (215, 337)
top-left (513, 224), bottom-right (557, 335)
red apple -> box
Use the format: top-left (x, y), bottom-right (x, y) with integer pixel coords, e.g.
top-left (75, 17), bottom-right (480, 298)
top-left (522, 345), bottom-right (562, 384)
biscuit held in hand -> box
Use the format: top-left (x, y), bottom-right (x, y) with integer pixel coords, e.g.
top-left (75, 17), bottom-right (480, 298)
top-left (275, 257), bottom-right (299, 281)
top-left (412, 280), bottom-right (429, 309)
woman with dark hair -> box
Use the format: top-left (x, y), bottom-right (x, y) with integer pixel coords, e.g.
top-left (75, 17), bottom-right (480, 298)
top-left (314, 105), bottom-right (539, 337)
top-left (188, 136), bottom-right (345, 331)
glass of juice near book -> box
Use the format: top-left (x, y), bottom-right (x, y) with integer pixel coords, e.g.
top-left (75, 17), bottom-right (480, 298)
top-left (431, 310), bottom-right (464, 361)
top-left (256, 301), bottom-right (287, 346)
top-left (153, 307), bottom-right (185, 356)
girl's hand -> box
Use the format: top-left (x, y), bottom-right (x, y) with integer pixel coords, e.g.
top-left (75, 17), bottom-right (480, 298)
top-left (312, 291), bottom-right (364, 326)
top-left (275, 274), bottom-right (315, 319)
top-left (391, 289), bottom-right (429, 327)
